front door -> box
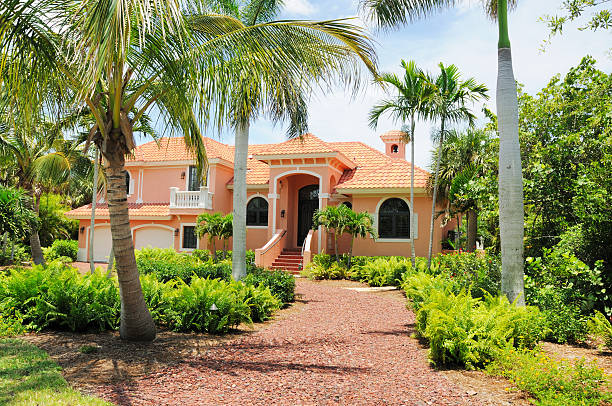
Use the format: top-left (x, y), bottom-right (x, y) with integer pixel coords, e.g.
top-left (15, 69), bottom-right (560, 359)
top-left (297, 184), bottom-right (319, 247)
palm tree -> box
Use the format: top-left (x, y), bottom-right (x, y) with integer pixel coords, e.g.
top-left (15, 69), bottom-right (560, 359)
top-left (360, 0), bottom-right (524, 304)
top-left (2, 0), bottom-right (377, 340)
top-left (425, 64), bottom-right (488, 268)
top-left (428, 128), bottom-right (493, 251)
top-left (220, 213), bottom-right (233, 260)
top-left (368, 59), bottom-right (433, 267)
top-left (196, 212), bottom-right (224, 261)
top-left (345, 211), bottom-right (377, 268)
top-left (226, 0), bottom-right (377, 281)
top-left (313, 205), bottom-right (353, 264)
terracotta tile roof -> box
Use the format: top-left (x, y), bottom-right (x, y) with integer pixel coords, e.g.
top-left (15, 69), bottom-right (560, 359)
top-left (336, 160), bottom-right (429, 190)
top-left (127, 134), bottom-right (429, 190)
top-left (65, 203), bottom-right (170, 218)
top-left (129, 137), bottom-right (234, 163)
top-left (253, 133), bottom-right (336, 156)
top-left (380, 129), bottom-right (409, 141)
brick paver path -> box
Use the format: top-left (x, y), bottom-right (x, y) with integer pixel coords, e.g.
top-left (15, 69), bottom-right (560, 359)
top-left (97, 280), bottom-right (476, 405)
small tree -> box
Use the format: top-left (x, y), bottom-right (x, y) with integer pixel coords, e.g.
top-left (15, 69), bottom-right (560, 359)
top-left (345, 211), bottom-right (377, 269)
top-left (219, 214), bottom-right (233, 260)
top-left (312, 205), bottom-right (353, 264)
top-left (196, 213), bottom-right (223, 261)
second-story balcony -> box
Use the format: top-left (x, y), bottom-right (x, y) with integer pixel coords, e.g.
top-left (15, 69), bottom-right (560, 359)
top-left (169, 187), bottom-right (213, 210)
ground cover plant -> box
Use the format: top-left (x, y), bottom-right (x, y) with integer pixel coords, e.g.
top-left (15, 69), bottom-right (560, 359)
top-left (487, 347), bottom-right (611, 406)
top-left (0, 338), bottom-right (110, 405)
top-left (0, 260), bottom-right (286, 335)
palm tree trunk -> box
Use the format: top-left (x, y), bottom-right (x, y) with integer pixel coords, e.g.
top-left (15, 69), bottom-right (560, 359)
top-left (334, 231), bottom-right (340, 264)
top-left (232, 121), bottom-right (249, 281)
top-left (498, 0), bottom-right (525, 306)
top-left (89, 147), bottom-right (99, 273)
top-left (409, 116), bottom-right (416, 268)
top-left (427, 120), bottom-right (445, 269)
top-left (106, 152), bottom-right (156, 341)
top-left (466, 209), bottom-right (477, 252)
top-left (347, 236), bottom-right (354, 269)
top-left (29, 191), bottom-right (45, 266)
top-left (106, 244), bottom-right (114, 278)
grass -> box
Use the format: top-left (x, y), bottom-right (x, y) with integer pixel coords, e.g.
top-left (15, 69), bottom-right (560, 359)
top-left (0, 338), bottom-right (110, 406)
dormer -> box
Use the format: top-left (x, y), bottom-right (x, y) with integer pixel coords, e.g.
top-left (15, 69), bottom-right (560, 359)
top-left (380, 130), bottom-right (408, 160)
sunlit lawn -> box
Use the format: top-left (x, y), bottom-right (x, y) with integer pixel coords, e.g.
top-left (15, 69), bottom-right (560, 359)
top-left (0, 338), bottom-right (109, 406)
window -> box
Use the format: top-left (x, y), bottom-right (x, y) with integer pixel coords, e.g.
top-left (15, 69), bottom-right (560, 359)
top-left (391, 144), bottom-right (399, 153)
top-left (378, 198), bottom-right (410, 239)
top-left (187, 166), bottom-right (199, 191)
top-left (341, 201), bottom-right (353, 210)
top-left (182, 226), bottom-right (197, 249)
top-left (125, 172), bottom-right (130, 193)
top-left (246, 197), bottom-right (268, 226)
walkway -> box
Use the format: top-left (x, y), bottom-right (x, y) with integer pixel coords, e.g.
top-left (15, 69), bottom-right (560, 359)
top-left (96, 280), bottom-right (476, 405)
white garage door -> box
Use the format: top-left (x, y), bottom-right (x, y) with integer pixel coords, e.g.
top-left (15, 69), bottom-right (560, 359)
top-left (134, 227), bottom-right (174, 251)
top-left (92, 226), bottom-right (113, 262)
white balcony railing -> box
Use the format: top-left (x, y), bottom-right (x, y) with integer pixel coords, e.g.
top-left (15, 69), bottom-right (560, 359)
top-left (169, 186), bottom-right (213, 209)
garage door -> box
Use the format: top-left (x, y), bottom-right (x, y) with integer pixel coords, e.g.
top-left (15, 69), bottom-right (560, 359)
top-left (92, 226), bottom-right (113, 262)
top-left (134, 227), bottom-right (174, 251)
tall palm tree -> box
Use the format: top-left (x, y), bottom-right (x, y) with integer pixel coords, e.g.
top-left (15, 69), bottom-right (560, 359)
top-left (2, 1), bottom-right (376, 340)
top-left (428, 128), bottom-right (493, 251)
top-left (226, 0), bottom-right (377, 281)
top-left (425, 64), bottom-right (488, 268)
top-left (368, 59), bottom-right (433, 267)
top-left (360, 0), bottom-right (524, 304)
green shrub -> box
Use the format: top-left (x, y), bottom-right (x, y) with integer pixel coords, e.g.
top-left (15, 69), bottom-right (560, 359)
top-left (351, 257), bottom-right (412, 287)
top-left (487, 347), bottom-right (611, 406)
top-left (402, 271), bottom-right (547, 369)
top-left (525, 248), bottom-right (604, 343)
top-left (587, 311), bottom-right (612, 351)
top-left (44, 240), bottom-right (78, 262)
top-left (236, 283), bottom-right (281, 323)
top-left (432, 252), bottom-right (501, 298)
top-left (243, 267), bottom-right (295, 304)
top-left (136, 248), bottom-right (231, 283)
top-left (0, 264), bottom-right (120, 332)
top-left (301, 262), bottom-right (348, 280)
top-left (191, 249), bottom-right (210, 262)
top-left (0, 242), bottom-right (31, 265)
top-left (0, 311), bottom-right (26, 337)
top-left (162, 277), bottom-right (252, 333)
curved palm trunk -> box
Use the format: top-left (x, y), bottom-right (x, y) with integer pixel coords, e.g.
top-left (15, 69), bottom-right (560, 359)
top-left (89, 147), bottom-right (99, 273)
top-left (106, 153), bottom-right (156, 341)
top-left (232, 121), bottom-right (249, 281)
top-left (466, 209), bottom-right (477, 252)
top-left (427, 120), bottom-right (445, 269)
top-left (498, 0), bottom-right (525, 306)
top-left (29, 191), bottom-right (45, 266)
top-left (409, 116), bottom-right (416, 268)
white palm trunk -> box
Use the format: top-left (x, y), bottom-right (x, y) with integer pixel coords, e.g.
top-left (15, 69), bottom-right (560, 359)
top-left (427, 121), bottom-right (444, 269)
top-left (89, 147), bottom-right (99, 272)
top-left (409, 117), bottom-right (416, 267)
top-left (497, 47), bottom-right (525, 306)
top-left (232, 121), bottom-right (250, 281)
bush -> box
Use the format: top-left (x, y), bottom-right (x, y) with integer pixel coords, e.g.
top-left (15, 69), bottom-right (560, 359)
top-left (525, 248), bottom-right (605, 343)
top-left (487, 347), bottom-right (611, 406)
top-left (301, 261), bottom-right (348, 280)
top-left (431, 252), bottom-right (501, 298)
top-left (0, 242), bottom-right (30, 266)
top-left (44, 240), bottom-right (78, 262)
top-left (136, 248), bottom-right (231, 283)
top-left (350, 257), bottom-right (412, 287)
top-left (243, 267), bottom-right (295, 305)
top-left (0, 263), bottom-right (120, 332)
top-left (587, 311), bottom-right (612, 351)
top-left (0, 311), bottom-right (26, 337)
top-left (402, 271), bottom-right (547, 369)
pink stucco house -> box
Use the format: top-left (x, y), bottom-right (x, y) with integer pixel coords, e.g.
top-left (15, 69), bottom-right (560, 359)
top-left (66, 131), bottom-right (452, 271)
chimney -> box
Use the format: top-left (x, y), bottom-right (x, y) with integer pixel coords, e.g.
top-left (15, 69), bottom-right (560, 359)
top-left (380, 130), bottom-right (407, 160)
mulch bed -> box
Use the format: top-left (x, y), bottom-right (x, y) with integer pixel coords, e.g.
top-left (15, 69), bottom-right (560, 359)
top-left (22, 279), bottom-right (611, 405)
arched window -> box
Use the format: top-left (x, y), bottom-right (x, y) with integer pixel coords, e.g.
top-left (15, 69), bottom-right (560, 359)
top-left (378, 198), bottom-right (410, 239)
top-left (341, 201), bottom-right (352, 210)
top-left (391, 144), bottom-right (399, 153)
top-left (125, 172), bottom-right (131, 194)
top-left (247, 197), bottom-right (268, 226)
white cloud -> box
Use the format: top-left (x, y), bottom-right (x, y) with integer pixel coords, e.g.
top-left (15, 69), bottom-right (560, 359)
top-left (283, 0), bottom-right (317, 16)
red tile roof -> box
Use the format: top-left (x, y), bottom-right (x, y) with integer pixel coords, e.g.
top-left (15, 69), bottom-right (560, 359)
top-left (65, 203), bottom-right (171, 219)
top-left (127, 133), bottom-right (429, 189)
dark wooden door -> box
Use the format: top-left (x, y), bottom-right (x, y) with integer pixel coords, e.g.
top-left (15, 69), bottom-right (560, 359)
top-left (297, 184), bottom-right (319, 247)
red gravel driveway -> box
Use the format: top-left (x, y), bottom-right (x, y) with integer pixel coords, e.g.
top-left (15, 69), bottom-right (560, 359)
top-left (96, 280), bottom-right (477, 405)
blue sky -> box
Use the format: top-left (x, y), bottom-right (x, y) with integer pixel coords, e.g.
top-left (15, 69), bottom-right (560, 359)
top-left (167, 0), bottom-right (612, 169)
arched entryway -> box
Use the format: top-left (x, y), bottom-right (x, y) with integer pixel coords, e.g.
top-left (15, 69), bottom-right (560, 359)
top-left (297, 184), bottom-right (319, 246)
